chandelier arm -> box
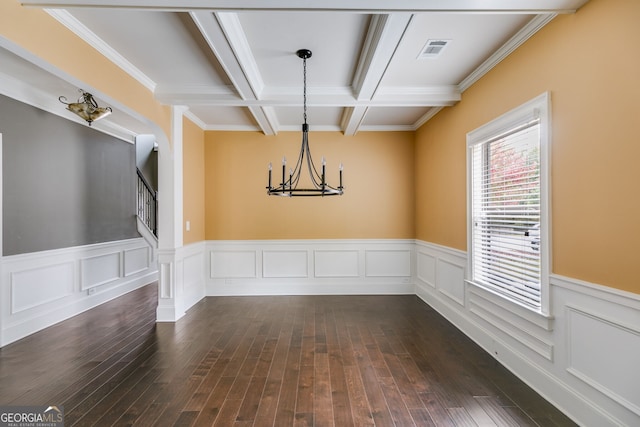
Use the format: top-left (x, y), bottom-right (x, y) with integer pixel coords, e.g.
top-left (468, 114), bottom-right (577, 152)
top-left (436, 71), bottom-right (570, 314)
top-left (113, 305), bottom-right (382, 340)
top-left (289, 131), bottom-right (306, 188)
top-left (303, 133), bottom-right (324, 188)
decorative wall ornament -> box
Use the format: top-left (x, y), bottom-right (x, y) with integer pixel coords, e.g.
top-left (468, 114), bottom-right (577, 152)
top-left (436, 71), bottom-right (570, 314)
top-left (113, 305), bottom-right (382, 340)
top-left (59, 89), bottom-right (112, 125)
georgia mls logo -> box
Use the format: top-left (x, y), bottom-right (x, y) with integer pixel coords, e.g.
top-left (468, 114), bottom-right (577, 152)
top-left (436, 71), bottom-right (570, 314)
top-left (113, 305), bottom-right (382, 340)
top-left (45, 406), bottom-right (63, 417)
top-left (0, 405), bottom-right (64, 426)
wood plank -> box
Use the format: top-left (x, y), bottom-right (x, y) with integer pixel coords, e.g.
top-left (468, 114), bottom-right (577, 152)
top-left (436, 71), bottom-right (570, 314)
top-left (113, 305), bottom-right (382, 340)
top-left (314, 352), bottom-right (334, 427)
top-left (234, 376), bottom-right (267, 424)
top-left (448, 407), bottom-right (479, 427)
top-left (191, 376), bottom-right (235, 425)
top-left (295, 364), bottom-right (315, 415)
top-left (274, 313), bottom-right (303, 426)
top-left (253, 378), bottom-right (282, 427)
top-left (343, 365), bottom-right (374, 426)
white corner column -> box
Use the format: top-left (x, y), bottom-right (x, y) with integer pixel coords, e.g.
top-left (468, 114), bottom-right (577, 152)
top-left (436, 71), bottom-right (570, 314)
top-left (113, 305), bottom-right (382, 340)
top-left (156, 106), bottom-right (187, 322)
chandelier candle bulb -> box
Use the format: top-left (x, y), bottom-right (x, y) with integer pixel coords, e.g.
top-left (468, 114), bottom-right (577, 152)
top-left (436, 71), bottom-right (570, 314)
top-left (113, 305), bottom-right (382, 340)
top-left (268, 162), bottom-right (272, 188)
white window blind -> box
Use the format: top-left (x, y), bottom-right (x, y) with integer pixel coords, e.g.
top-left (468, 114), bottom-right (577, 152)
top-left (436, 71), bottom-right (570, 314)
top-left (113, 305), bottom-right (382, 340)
top-left (470, 118), bottom-right (542, 309)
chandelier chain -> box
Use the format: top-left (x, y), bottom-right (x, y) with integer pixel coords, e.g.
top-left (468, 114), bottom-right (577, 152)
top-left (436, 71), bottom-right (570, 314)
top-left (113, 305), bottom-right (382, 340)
top-left (303, 56), bottom-right (307, 125)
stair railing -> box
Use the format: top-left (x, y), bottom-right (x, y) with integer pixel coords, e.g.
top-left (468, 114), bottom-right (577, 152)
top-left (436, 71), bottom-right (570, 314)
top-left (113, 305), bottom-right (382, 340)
top-left (136, 168), bottom-right (157, 237)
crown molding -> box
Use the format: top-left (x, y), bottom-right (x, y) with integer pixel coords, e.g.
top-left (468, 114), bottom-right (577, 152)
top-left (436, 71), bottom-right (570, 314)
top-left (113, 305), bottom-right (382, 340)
top-left (183, 109), bottom-right (207, 129)
top-left (459, 13), bottom-right (557, 92)
top-left (26, 0), bottom-right (589, 14)
top-left (413, 107), bottom-right (443, 130)
top-left (45, 9), bottom-right (157, 92)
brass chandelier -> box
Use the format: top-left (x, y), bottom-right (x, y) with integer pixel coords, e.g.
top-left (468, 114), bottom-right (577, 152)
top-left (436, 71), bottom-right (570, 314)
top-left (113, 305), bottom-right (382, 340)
top-left (59, 89), bottom-right (112, 126)
top-left (266, 49), bottom-right (344, 197)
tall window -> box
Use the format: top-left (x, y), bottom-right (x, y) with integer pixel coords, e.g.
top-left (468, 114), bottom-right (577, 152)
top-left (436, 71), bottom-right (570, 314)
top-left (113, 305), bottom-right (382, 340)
top-left (467, 93), bottom-right (550, 312)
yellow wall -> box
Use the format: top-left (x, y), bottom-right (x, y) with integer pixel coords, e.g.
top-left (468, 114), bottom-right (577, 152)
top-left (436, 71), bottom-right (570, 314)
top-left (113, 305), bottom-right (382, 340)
top-left (205, 131), bottom-right (415, 240)
top-left (415, 0), bottom-right (640, 294)
top-left (183, 117), bottom-right (206, 244)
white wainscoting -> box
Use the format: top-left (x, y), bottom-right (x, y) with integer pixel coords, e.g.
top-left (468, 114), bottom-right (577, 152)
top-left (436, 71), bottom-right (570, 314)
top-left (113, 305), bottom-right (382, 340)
top-left (181, 242), bottom-right (207, 312)
top-left (0, 238), bottom-right (158, 347)
top-left (206, 240), bottom-right (414, 296)
top-left (414, 239), bottom-right (640, 427)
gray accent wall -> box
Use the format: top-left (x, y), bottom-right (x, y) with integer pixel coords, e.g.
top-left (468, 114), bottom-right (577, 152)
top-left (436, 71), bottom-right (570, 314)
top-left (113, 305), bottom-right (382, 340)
top-left (1, 94), bottom-right (138, 256)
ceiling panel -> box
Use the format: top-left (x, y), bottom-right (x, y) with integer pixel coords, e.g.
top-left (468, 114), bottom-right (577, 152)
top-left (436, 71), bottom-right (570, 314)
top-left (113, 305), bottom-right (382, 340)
top-left (381, 13), bottom-right (535, 87)
top-left (239, 12), bottom-right (370, 88)
top-left (69, 9), bottom-right (232, 87)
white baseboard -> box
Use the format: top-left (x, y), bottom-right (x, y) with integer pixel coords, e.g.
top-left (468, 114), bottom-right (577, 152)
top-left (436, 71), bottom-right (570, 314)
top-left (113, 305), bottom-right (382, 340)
top-left (414, 239), bottom-right (640, 427)
top-left (0, 238), bottom-right (158, 347)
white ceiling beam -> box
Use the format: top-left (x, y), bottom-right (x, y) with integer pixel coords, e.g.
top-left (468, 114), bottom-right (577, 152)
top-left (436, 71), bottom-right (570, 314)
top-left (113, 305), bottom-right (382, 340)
top-left (374, 86), bottom-right (461, 105)
top-left (352, 14), bottom-right (412, 101)
top-left (22, 0), bottom-right (590, 13)
top-left (340, 106), bottom-right (369, 136)
top-left (214, 12), bottom-right (264, 98)
top-left (345, 13), bottom-right (412, 135)
top-left (188, 12), bottom-right (254, 100)
top-left (152, 86), bottom-right (461, 107)
top-left (215, 12), bottom-right (279, 134)
top-left (189, 11), bottom-right (277, 135)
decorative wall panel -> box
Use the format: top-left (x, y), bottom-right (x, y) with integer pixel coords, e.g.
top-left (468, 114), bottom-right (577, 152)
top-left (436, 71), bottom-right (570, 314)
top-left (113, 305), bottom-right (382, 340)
top-left (567, 307), bottom-right (640, 416)
top-left (416, 251), bottom-right (436, 287)
top-left (11, 262), bottom-right (74, 314)
top-left (314, 250), bottom-right (359, 278)
top-left (365, 250), bottom-right (410, 277)
top-left (263, 251), bottom-right (308, 278)
top-left (436, 258), bottom-right (465, 306)
top-left (81, 252), bottom-right (121, 290)
top-left (210, 251), bottom-right (256, 278)
top-left (124, 246), bottom-right (149, 277)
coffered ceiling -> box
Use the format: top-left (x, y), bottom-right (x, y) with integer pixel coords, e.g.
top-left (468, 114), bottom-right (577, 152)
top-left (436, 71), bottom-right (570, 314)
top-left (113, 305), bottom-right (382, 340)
top-left (6, 0), bottom-right (589, 136)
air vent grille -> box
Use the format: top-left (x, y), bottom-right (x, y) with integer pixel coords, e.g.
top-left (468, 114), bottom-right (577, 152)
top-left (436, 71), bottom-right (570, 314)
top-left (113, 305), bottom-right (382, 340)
top-left (418, 40), bottom-right (450, 59)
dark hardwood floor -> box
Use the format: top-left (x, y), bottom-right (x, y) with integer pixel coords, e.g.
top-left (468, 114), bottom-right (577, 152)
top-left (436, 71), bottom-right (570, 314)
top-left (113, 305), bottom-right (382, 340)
top-left (0, 284), bottom-right (577, 426)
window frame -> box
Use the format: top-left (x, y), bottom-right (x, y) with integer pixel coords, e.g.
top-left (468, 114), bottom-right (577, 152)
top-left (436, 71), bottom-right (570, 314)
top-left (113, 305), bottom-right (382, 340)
top-left (466, 92), bottom-right (551, 315)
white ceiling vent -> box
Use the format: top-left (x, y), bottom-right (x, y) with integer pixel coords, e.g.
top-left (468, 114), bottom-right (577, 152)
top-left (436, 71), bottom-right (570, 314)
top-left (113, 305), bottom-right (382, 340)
top-left (418, 40), bottom-right (450, 59)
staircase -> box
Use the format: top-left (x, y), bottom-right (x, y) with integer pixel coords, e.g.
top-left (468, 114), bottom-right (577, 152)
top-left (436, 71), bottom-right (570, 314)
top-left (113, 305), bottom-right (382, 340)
top-left (136, 168), bottom-right (158, 249)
